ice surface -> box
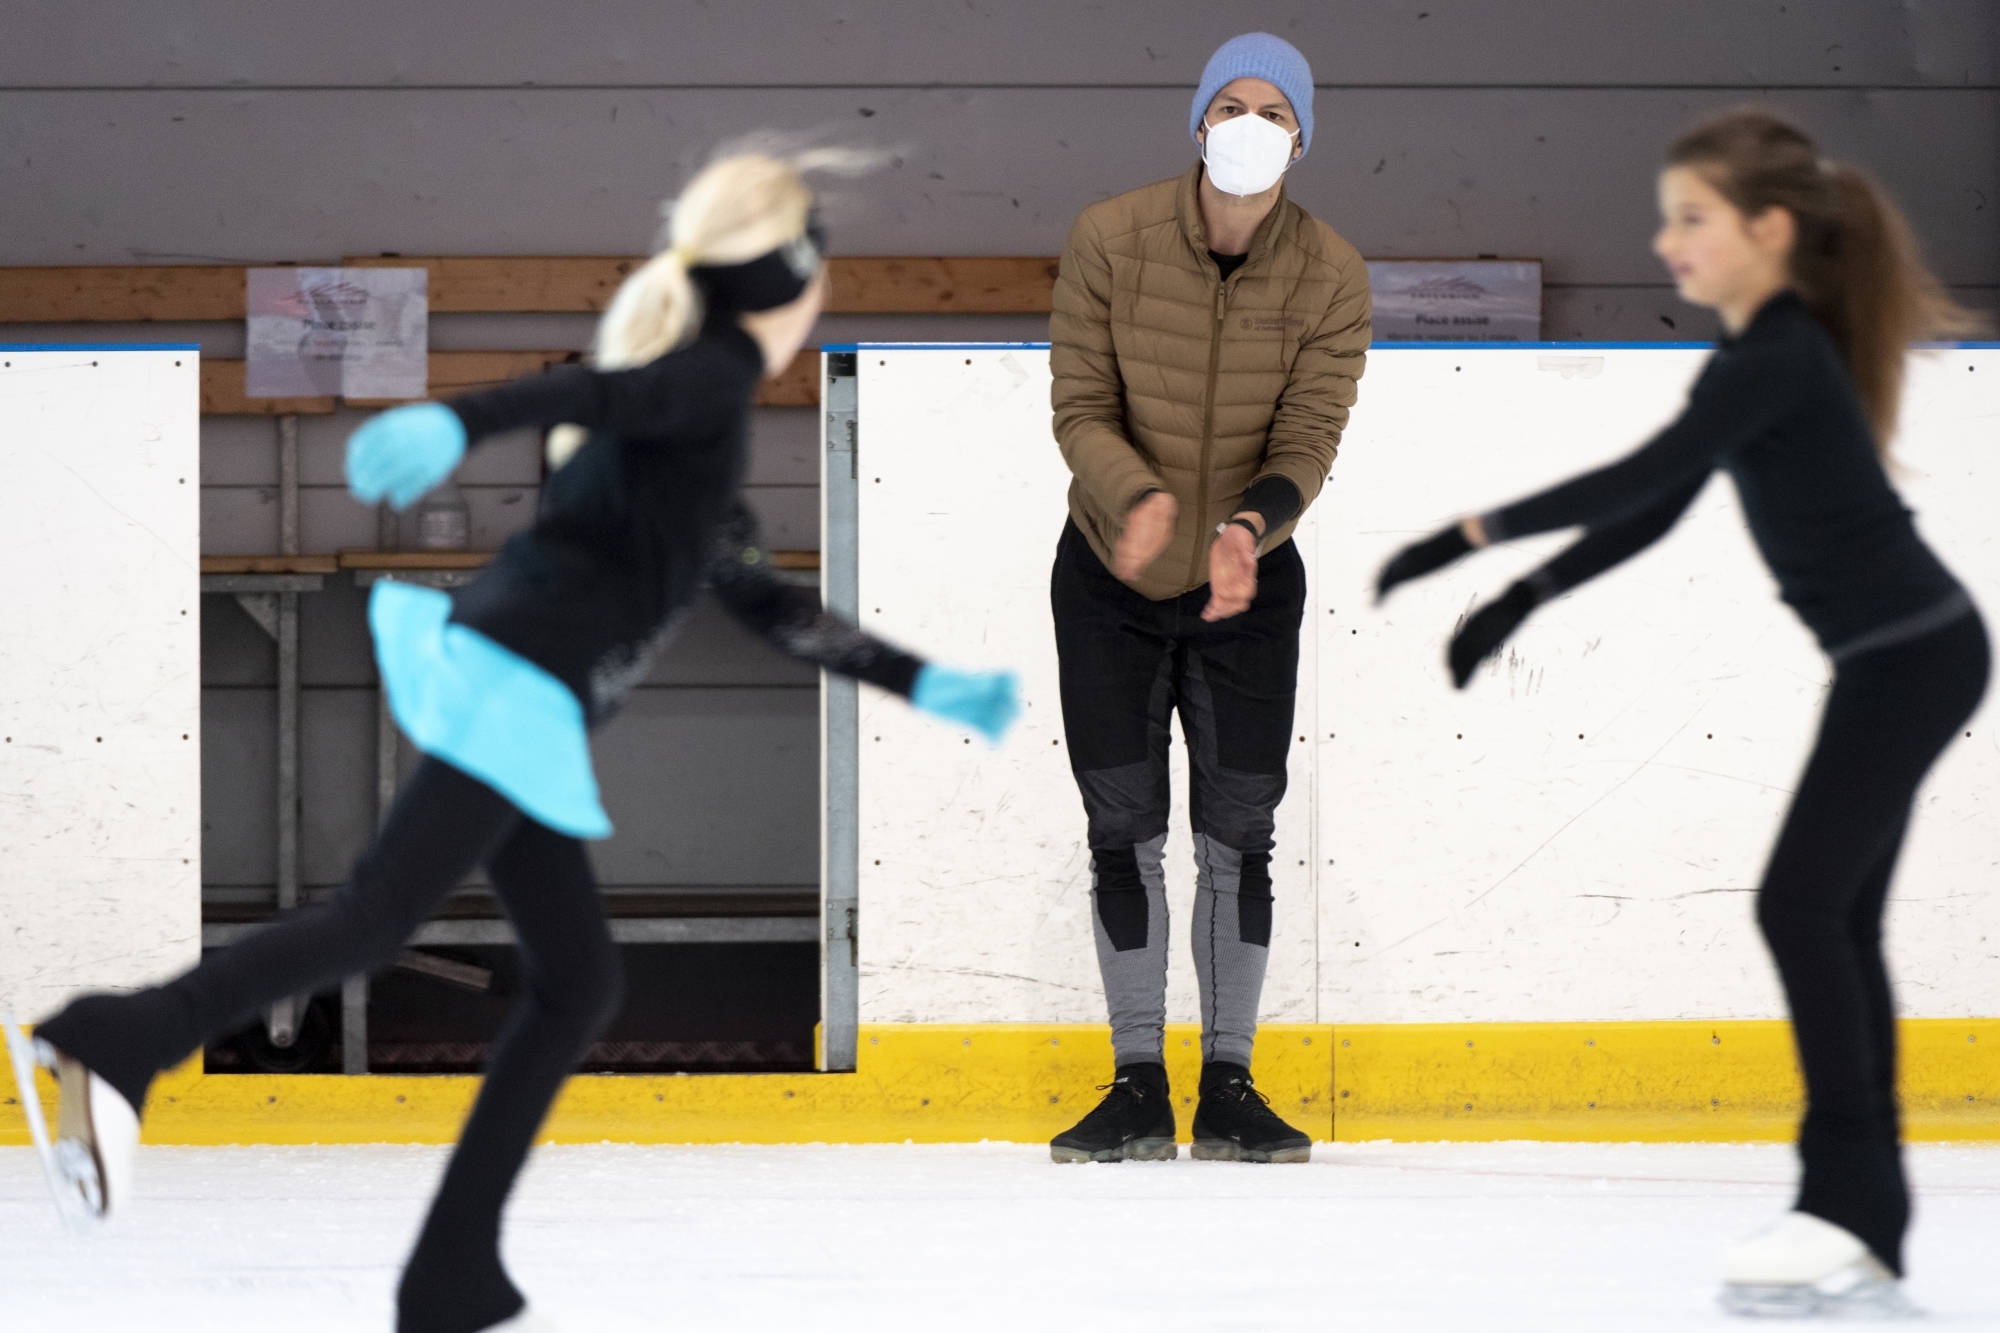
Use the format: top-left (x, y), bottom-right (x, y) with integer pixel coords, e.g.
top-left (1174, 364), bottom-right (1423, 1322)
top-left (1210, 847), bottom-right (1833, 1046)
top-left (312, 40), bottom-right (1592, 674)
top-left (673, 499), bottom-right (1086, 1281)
top-left (2, 1140), bottom-right (1996, 1331)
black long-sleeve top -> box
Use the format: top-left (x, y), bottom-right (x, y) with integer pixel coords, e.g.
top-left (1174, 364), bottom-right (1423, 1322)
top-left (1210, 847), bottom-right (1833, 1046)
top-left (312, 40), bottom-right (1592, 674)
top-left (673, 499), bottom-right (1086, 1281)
top-left (1486, 291), bottom-right (1965, 657)
top-left (443, 317), bottom-right (922, 724)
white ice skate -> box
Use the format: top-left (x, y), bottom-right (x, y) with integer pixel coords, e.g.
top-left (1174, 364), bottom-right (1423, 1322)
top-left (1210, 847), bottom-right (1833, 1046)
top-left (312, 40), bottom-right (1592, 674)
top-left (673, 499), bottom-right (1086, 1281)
top-left (1719, 1211), bottom-right (1917, 1319)
top-left (3, 1014), bottom-right (139, 1228)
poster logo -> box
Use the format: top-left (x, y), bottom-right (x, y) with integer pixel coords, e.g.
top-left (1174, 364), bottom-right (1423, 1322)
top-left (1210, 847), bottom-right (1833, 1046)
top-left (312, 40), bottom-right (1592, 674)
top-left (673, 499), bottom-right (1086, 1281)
top-left (246, 267), bottom-right (429, 399)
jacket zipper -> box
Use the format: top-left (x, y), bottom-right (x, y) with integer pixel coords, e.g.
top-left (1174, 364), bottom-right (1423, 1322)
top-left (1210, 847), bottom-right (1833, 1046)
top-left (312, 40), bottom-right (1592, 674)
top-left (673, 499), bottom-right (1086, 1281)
top-left (1187, 276), bottom-right (1228, 591)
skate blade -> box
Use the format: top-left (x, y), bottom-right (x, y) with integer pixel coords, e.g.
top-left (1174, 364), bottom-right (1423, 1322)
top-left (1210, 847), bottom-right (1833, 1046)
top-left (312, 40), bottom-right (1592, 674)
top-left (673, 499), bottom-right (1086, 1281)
top-left (3, 1015), bottom-right (97, 1233)
top-left (1719, 1272), bottom-right (1920, 1321)
top-left (56, 1055), bottom-right (136, 1222)
top-left (1190, 1138), bottom-right (1311, 1164)
top-left (1049, 1136), bottom-right (1178, 1164)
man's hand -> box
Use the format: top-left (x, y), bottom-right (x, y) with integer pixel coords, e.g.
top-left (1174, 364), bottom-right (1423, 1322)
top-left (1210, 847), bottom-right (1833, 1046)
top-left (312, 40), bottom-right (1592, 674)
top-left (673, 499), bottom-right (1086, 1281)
top-left (1202, 513), bottom-right (1263, 621)
top-left (1114, 490), bottom-right (1178, 581)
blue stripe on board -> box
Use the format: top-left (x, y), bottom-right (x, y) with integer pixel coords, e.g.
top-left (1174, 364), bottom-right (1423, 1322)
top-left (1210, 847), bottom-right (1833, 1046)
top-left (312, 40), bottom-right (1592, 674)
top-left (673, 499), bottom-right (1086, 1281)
top-left (821, 340), bottom-right (1738, 352)
top-left (1372, 340), bottom-right (1716, 350)
top-left (823, 341), bottom-right (2000, 351)
top-left (0, 343), bottom-right (202, 352)
top-left (823, 342), bottom-right (1051, 352)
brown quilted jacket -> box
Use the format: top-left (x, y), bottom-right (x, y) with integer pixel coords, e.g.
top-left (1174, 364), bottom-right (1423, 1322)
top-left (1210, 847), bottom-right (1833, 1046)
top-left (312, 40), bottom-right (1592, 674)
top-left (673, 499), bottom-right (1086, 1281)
top-left (1051, 163), bottom-right (1371, 599)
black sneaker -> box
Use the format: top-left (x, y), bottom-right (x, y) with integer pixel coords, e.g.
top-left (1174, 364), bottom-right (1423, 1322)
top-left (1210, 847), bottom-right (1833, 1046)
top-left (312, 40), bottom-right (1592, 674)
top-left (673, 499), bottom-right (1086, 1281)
top-left (1049, 1063), bottom-right (1177, 1163)
top-left (1190, 1062), bottom-right (1311, 1163)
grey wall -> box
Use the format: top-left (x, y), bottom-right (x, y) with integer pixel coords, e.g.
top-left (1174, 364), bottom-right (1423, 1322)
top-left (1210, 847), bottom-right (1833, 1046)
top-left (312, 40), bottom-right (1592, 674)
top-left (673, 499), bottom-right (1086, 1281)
top-left (2, 1), bottom-right (1993, 910)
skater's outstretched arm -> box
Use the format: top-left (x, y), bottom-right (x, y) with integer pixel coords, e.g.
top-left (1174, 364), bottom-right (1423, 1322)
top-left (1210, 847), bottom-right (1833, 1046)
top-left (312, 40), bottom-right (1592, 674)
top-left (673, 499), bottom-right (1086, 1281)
top-left (446, 345), bottom-right (749, 445)
top-left (706, 502), bottom-right (925, 696)
top-left (706, 503), bottom-right (1020, 744)
top-left (1376, 338), bottom-right (1796, 604)
top-left (1477, 337), bottom-right (1795, 542)
top-left (1447, 477), bottom-right (1705, 687)
top-left (345, 343), bottom-right (753, 510)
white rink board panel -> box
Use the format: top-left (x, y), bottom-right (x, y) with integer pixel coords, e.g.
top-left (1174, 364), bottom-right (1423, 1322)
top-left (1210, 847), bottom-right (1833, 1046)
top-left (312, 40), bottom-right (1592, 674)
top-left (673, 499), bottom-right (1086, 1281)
top-left (0, 348), bottom-right (201, 1016)
top-left (851, 343), bottom-right (2000, 1026)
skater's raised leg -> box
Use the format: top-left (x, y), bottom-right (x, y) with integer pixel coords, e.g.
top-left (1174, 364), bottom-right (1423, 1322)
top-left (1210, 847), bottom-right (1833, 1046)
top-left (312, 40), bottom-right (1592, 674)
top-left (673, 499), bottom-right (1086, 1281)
top-left (32, 758), bottom-right (521, 1224)
top-left (398, 818), bottom-right (621, 1333)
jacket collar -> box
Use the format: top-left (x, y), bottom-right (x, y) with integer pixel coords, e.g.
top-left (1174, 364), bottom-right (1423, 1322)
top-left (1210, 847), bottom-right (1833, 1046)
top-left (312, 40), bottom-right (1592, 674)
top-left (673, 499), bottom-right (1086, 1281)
top-left (1176, 161), bottom-right (1292, 272)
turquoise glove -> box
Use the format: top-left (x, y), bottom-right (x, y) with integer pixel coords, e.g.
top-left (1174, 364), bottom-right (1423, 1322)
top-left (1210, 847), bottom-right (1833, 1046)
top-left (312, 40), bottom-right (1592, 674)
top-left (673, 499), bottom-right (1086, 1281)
top-left (345, 403), bottom-right (467, 511)
top-left (912, 665), bottom-right (1020, 746)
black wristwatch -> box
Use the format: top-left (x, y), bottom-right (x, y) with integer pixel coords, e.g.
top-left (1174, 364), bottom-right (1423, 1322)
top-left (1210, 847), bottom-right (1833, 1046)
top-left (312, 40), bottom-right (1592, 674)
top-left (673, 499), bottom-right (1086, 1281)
top-left (1215, 517), bottom-right (1262, 544)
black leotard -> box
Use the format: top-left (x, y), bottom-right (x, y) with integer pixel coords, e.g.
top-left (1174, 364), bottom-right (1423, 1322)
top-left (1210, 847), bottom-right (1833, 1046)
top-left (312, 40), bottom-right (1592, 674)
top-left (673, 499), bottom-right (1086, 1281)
top-left (1487, 290), bottom-right (1966, 658)
top-left (443, 315), bottom-right (921, 722)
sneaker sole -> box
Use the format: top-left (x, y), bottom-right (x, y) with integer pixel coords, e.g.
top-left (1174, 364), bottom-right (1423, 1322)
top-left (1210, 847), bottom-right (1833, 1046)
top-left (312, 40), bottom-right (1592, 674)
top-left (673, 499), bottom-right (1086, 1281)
top-left (1050, 1137), bottom-right (1178, 1164)
top-left (1190, 1138), bottom-right (1311, 1164)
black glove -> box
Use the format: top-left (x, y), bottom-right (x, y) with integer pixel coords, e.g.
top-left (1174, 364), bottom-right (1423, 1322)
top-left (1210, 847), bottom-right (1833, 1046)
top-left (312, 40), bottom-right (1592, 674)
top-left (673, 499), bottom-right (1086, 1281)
top-left (1375, 525), bottom-right (1474, 604)
top-left (1449, 581), bottom-right (1541, 688)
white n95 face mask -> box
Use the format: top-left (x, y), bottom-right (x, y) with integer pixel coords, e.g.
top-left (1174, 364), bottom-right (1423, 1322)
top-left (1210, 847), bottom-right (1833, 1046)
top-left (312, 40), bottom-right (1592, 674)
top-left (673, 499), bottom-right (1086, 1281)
top-left (1202, 114), bottom-right (1299, 197)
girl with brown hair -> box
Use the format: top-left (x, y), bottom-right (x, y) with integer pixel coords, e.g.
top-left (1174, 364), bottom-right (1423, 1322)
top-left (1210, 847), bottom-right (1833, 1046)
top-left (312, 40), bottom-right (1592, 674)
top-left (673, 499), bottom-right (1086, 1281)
top-left (1377, 109), bottom-right (1986, 1317)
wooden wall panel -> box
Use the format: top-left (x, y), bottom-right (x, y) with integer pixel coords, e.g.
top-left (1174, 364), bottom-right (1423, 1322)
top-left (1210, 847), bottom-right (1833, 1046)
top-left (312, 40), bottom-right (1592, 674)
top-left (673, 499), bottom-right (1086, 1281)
top-left (197, 349), bottom-right (820, 412)
top-left (344, 255), bottom-right (641, 314)
top-left (2, 265), bottom-right (244, 321)
top-left (4, 261), bottom-right (1061, 323)
top-left (198, 360), bottom-right (336, 416)
top-left (5, 1), bottom-right (1992, 88)
top-left (2, 88), bottom-right (1991, 285)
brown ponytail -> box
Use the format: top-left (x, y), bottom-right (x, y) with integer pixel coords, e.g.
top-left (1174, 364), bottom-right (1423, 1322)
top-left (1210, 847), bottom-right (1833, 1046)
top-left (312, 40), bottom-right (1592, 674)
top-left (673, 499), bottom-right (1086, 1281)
top-left (1667, 108), bottom-right (1982, 453)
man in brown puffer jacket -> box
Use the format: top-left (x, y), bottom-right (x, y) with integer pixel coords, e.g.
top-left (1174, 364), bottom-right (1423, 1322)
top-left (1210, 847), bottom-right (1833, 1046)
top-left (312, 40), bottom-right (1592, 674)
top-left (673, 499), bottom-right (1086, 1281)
top-left (1047, 32), bottom-right (1370, 1168)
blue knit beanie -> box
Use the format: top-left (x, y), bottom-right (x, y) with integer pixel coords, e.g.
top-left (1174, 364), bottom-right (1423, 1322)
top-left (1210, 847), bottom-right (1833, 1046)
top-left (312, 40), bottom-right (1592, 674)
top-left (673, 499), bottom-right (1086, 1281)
top-left (1189, 32), bottom-right (1315, 155)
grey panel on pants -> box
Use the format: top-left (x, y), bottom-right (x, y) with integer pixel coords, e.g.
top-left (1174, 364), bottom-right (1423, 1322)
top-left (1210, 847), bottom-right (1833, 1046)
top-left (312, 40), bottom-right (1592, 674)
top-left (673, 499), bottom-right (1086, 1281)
top-left (1091, 832), bottom-right (1169, 1066)
top-left (1191, 832), bottom-right (1269, 1068)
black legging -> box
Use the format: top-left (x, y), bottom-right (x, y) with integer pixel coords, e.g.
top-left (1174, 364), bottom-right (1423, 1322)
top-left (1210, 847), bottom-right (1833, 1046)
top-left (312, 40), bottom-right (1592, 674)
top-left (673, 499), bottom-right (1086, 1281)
top-left (37, 758), bottom-right (622, 1333)
top-left (1755, 610), bottom-right (1988, 1276)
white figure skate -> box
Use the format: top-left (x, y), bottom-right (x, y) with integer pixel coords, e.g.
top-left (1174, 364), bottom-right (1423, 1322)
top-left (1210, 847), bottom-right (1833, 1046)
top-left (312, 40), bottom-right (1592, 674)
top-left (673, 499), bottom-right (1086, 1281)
top-left (1719, 1211), bottom-right (1917, 1319)
top-left (4, 1013), bottom-right (139, 1228)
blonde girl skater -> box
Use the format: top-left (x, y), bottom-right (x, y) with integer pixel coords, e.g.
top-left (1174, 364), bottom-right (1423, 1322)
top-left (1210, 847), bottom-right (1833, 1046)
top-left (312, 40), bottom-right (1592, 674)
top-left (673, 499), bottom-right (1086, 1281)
top-left (26, 151), bottom-right (1017, 1333)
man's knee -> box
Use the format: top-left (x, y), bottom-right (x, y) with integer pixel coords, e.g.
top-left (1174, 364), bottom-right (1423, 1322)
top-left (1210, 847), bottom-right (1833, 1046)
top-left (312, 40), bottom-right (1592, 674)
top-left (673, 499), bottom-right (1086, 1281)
top-left (1091, 843), bottom-right (1158, 952)
top-left (1075, 762), bottom-right (1169, 849)
top-left (1235, 849), bottom-right (1274, 948)
top-left (1194, 835), bottom-right (1274, 947)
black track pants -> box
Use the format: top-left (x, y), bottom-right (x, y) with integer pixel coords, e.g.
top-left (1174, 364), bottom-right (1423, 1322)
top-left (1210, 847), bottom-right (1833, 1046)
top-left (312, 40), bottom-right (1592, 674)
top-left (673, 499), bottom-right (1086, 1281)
top-left (1755, 611), bottom-right (1988, 1276)
top-left (1051, 519), bottom-right (1305, 1068)
top-left (37, 758), bottom-right (624, 1333)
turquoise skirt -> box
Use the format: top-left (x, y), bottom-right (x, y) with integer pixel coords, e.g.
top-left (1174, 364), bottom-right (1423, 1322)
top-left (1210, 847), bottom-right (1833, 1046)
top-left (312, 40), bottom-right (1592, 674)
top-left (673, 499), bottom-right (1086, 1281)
top-left (369, 581), bottom-right (613, 840)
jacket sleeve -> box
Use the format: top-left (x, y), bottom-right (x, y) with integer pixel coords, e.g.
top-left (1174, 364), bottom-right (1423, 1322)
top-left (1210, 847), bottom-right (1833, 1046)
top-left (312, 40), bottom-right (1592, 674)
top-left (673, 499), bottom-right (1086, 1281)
top-left (705, 502), bottom-right (926, 698)
top-left (1049, 208), bottom-right (1167, 519)
top-left (1253, 246), bottom-right (1372, 518)
top-left (1484, 343), bottom-right (1791, 541)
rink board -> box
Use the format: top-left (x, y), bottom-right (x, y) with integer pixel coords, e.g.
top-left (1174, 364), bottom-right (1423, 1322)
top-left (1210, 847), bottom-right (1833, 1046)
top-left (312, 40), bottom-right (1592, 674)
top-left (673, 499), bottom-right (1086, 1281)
top-left (0, 347), bottom-right (201, 1018)
top-left (6, 1016), bottom-right (1994, 1146)
top-left (845, 343), bottom-right (2000, 1029)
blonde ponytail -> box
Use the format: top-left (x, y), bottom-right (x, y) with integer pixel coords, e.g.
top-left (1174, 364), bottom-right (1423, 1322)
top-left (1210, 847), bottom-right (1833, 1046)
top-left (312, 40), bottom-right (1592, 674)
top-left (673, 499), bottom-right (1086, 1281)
top-left (547, 150), bottom-right (821, 468)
